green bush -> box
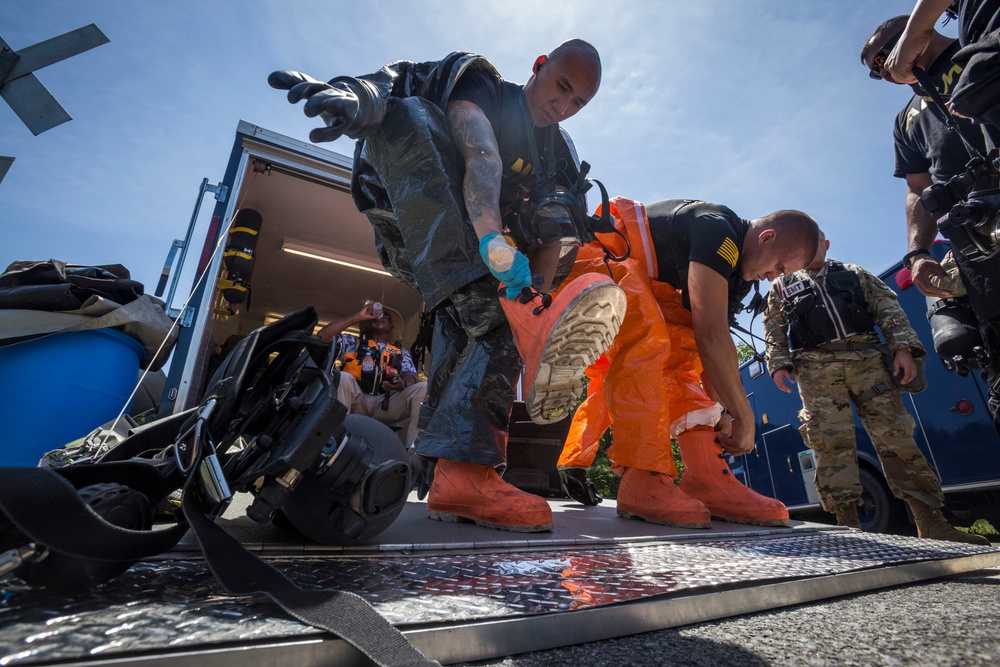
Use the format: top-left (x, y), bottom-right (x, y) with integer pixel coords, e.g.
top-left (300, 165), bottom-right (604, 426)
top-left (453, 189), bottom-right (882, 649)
top-left (587, 429), bottom-right (685, 500)
top-left (587, 427), bottom-right (619, 499)
top-left (576, 346), bottom-right (755, 499)
top-left (957, 518), bottom-right (999, 541)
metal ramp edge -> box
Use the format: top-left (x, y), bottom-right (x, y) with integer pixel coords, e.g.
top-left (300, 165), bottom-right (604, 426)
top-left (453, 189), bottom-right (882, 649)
top-left (406, 549), bottom-right (1000, 666)
top-left (2, 529), bottom-right (997, 666)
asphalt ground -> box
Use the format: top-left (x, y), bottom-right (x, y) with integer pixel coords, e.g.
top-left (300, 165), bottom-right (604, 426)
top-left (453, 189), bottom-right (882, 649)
top-left (462, 567), bottom-right (1000, 667)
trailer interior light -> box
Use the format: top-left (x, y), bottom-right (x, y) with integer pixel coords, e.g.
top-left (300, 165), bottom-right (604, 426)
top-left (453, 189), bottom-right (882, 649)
top-left (262, 312), bottom-right (330, 328)
top-left (262, 313), bottom-right (353, 340)
top-left (281, 239), bottom-right (392, 277)
top-left (954, 399), bottom-right (974, 416)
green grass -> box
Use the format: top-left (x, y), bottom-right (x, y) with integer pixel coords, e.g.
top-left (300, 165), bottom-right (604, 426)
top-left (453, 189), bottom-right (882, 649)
top-left (578, 344), bottom-right (758, 499)
top-left (956, 518), bottom-right (999, 541)
top-left (586, 429), bottom-right (685, 500)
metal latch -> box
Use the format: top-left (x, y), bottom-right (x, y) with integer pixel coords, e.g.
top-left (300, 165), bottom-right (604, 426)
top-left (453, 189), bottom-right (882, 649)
top-left (207, 182), bottom-right (228, 203)
top-left (166, 306), bottom-right (195, 327)
top-left (0, 544), bottom-right (45, 581)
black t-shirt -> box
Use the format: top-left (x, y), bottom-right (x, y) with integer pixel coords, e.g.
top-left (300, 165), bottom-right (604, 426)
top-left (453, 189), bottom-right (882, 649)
top-left (893, 42), bottom-right (988, 182)
top-left (646, 199), bottom-right (752, 314)
top-left (956, 0), bottom-right (1000, 45)
top-left (449, 69), bottom-right (576, 221)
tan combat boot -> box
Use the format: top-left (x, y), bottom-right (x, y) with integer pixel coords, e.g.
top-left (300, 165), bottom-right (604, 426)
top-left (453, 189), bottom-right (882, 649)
top-left (427, 459), bottom-right (553, 532)
top-left (906, 499), bottom-right (990, 546)
top-left (616, 466), bottom-right (712, 529)
top-left (677, 429), bottom-right (790, 526)
top-left (834, 503), bottom-right (862, 529)
top-left (500, 273), bottom-right (626, 424)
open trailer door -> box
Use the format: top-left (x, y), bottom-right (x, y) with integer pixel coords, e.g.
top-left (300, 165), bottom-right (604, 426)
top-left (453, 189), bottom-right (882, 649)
top-left (159, 121), bottom-right (423, 416)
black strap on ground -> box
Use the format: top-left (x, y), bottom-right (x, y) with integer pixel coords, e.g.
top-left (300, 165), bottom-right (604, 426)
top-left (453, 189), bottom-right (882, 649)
top-left (0, 466), bottom-right (188, 561)
top-left (1, 464), bottom-right (437, 666)
top-left (181, 482), bottom-right (438, 667)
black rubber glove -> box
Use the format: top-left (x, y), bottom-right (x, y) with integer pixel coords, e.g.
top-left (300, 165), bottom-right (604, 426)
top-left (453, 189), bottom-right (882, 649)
top-left (407, 445), bottom-right (435, 501)
top-left (267, 71), bottom-right (386, 143)
top-left (558, 467), bottom-right (603, 506)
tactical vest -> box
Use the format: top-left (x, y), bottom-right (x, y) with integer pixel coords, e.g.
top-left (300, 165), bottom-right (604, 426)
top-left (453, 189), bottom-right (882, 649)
top-left (780, 261), bottom-right (877, 353)
top-left (342, 339), bottom-right (405, 395)
top-left (497, 81), bottom-right (542, 211)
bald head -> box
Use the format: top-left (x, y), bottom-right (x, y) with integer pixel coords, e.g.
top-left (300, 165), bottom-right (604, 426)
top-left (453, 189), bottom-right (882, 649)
top-left (742, 210), bottom-right (821, 282)
top-left (755, 210), bottom-right (821, 247)
top-left (548, 39), bottom-right (602, 89)
top-left (524, 38), bottom-right (601, 127)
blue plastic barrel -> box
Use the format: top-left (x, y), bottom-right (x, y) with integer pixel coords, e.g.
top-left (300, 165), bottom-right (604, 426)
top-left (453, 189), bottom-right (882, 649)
top-left (0, 328), bottom-right (145, 466)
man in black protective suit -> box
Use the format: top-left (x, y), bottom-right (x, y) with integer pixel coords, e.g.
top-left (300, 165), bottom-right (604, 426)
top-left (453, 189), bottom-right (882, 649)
top-left (882, 0), bottom-right (1000, 430)
top-left (269, 40), bottom-right (626, 533)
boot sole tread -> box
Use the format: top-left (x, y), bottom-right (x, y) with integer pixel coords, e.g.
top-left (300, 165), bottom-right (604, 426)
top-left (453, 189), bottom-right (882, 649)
top-left (428, 510), bottom-right (553, 533)
top-left (708, 513), bottom-right (791, 527)
top-left (616, 508), bottom-right (712, 529)
top-left (527, 284), bottom-right (627, 424)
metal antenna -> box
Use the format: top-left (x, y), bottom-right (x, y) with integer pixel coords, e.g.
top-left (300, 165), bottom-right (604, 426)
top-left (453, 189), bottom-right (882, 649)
top-left (1, 24), bottom-right (109, 136)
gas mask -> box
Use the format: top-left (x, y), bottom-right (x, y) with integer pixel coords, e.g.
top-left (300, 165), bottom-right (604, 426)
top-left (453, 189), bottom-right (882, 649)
top-left (510, 160), bottom-right (620, 257)
top-left (941, 187), bottom-right (1000, 262)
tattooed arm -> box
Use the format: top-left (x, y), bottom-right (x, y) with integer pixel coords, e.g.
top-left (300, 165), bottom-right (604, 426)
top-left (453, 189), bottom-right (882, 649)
top-left (446, 99), bottom-right (504, 239)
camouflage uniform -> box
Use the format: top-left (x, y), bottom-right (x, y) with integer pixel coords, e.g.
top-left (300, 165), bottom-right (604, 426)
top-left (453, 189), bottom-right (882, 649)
top-left (763, 260), bottom-right (943, 512)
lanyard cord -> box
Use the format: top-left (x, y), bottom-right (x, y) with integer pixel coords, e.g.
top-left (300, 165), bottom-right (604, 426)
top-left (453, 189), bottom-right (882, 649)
top-left (912, 65), bottom-right (990, 161)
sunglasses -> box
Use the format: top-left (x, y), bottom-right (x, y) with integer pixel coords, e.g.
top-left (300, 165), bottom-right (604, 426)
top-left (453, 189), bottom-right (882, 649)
top-left (869, 32), bottom-right (902, 80)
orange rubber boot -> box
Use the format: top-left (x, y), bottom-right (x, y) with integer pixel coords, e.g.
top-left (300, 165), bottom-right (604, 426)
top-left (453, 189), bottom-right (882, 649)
top-left (501, 273), bottom-right (626, 424)
top-left (616, 466), bottom-right (711, 528)
top-left (677, 430), bottom-right (790, 526)
top-left (427, 459), bottom-right (553, 532)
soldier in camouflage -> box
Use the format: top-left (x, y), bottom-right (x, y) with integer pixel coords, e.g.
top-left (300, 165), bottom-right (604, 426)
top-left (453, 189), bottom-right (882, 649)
top-left (763, 233), bottom-right (987, 545)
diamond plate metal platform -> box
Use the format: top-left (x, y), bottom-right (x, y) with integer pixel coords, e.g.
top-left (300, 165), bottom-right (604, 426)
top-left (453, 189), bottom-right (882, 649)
top-left (2, 495), bottom-right (997, 666)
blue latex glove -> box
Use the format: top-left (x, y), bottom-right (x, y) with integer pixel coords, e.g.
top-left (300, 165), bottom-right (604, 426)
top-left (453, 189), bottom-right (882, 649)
top-left (479, 233), bottom-right (531, 299)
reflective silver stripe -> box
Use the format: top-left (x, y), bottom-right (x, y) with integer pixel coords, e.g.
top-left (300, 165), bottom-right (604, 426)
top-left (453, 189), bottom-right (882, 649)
top-left (634, 201), bottom-right (656, 279)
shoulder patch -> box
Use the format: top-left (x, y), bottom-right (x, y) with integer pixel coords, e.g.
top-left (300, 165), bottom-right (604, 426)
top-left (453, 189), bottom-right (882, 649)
top-left (783, 281), bottom-right (807, 298)
top-left (716, 237), bottom-right (739, 269)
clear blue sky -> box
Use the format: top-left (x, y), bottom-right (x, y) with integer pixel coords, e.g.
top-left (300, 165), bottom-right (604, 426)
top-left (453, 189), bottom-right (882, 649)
top-left (1, 0), bottom-right (943, 345)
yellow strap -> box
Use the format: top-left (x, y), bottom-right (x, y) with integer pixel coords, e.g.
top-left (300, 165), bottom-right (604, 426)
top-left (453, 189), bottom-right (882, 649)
top-left (216, 278), bottom-right (247, 291)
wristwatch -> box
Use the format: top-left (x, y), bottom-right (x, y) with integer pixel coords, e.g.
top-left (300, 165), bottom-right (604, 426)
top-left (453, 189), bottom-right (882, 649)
top-left (902, 249), bottom-right (931, 270)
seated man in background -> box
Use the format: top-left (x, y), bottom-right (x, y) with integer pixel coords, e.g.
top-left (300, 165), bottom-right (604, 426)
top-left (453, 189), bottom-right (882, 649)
top-left (318, 302), bottom-right (426, 449)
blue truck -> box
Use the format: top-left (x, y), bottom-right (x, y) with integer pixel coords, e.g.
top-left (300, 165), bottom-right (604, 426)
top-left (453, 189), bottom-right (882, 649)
top-left (736, 242), bottom-right (1000, 531)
